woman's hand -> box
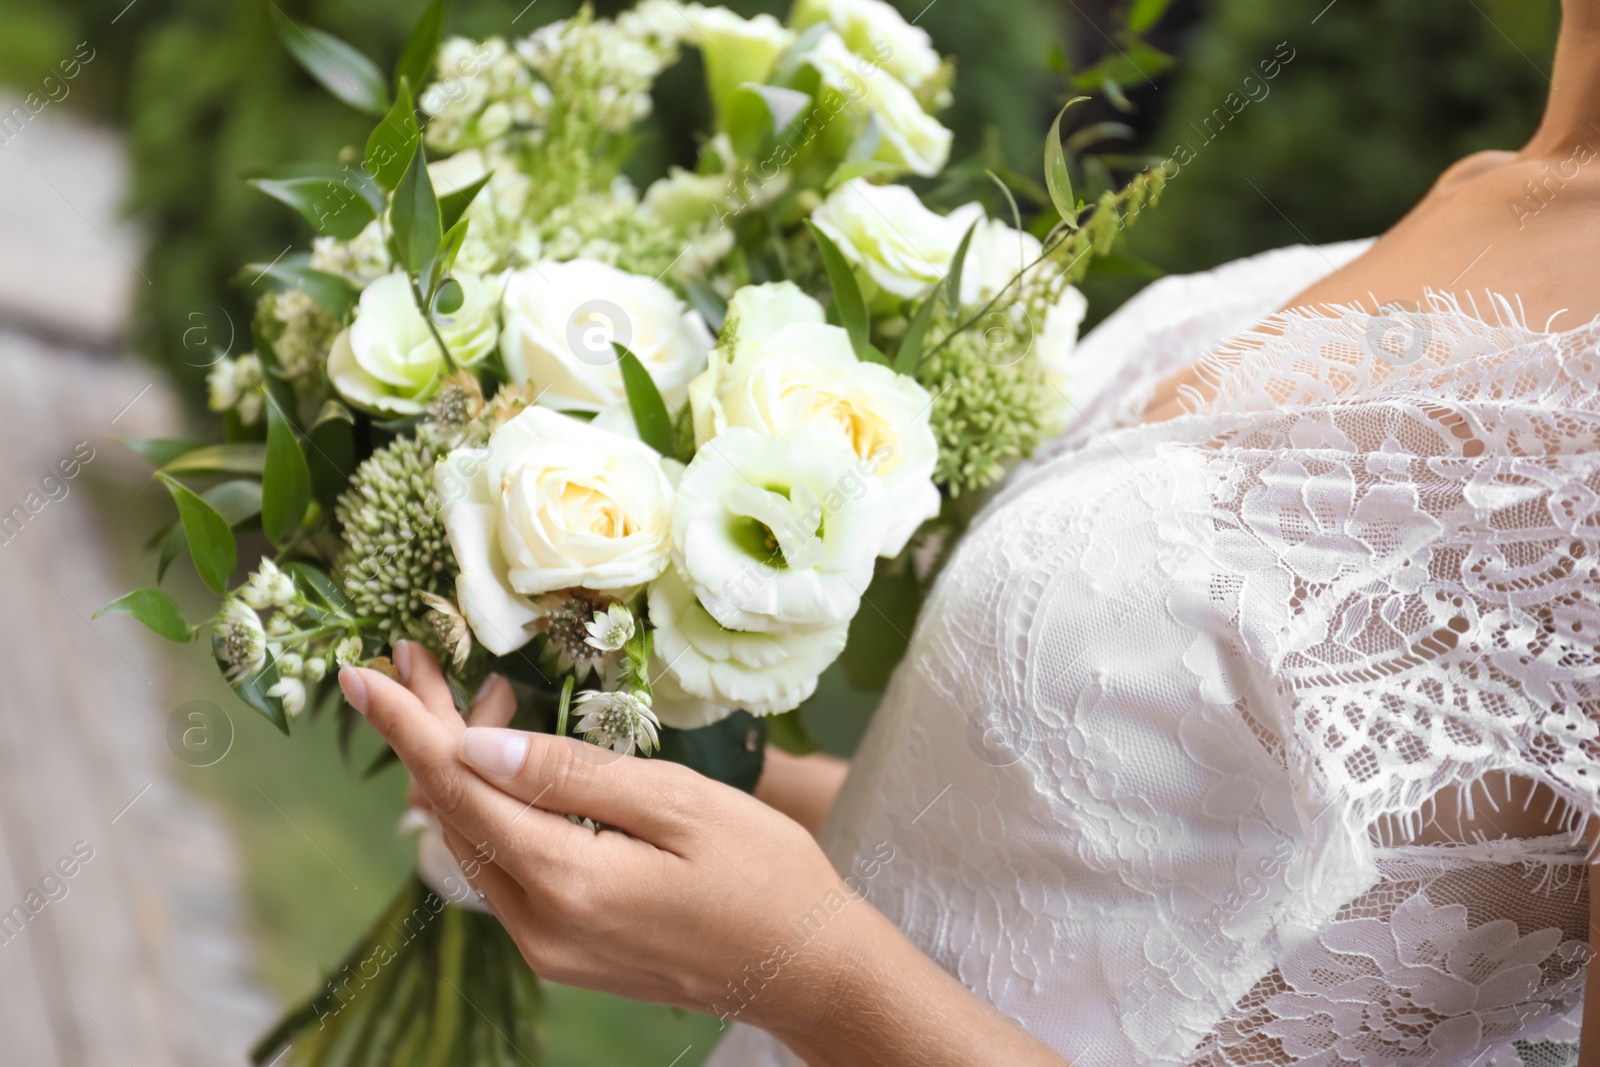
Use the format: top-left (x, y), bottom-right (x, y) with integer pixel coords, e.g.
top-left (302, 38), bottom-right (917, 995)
top-left (755, 747), bottom-right (851, 836)
top-left (343, 641), bottom-right (1065, 1066)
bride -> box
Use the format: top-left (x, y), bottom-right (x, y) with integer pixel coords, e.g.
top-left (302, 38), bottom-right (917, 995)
top-left (335, 2), bottom-right (1600, 1062)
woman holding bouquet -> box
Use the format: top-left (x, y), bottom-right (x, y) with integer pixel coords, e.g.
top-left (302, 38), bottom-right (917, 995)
top-left (341, 0), bottom-right (1600, 1063)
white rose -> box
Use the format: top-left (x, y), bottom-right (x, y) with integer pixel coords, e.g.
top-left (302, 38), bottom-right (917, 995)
top-left (435, 406), bottom-right (675, 655)
top-left (810, 178), bottom-right (984, 299)
top-left (807, 32), bottom-right (950, 177)
top-left (672, 425), bottom-right (885, 633)
top-left (329, 271), bottom-right (498, 415)
top-left (648, 565), bottom-right (849, 723)
top-left (1036, 285), bottom-right (1089, 435)
top-left (681, 5), bottom-right (794, 116)
top-left (961, 216), bottom-right (1044, 308)
top-left (791, 0), bottom-right (940, 90)
top-left (689, 282), bottom-right (939, 556)
top-left (500, 260), bottom-right (712, 413)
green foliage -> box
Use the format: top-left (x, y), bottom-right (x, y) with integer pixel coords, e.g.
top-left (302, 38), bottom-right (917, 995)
top-left (158, 471), bottom-right (239, 594)
top-left (94, 588), bottom-right (194, 642)
top-left (617, 346), bottom-right (675, 456)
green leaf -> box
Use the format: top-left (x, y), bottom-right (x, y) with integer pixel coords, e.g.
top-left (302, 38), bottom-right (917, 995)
top-left (1044, 98), bottom-right (1087, 228)
top-left (1128, 0), bottom-right (1174, 33)
top-left (894, 288), bottom-right (941, 374)
top-left (306, 401), bottom-right (357, 510)
top-left (435, 220), bottom-right (468, 285)
top-left (159, 481), bottom-right (263, 583)
top-left (394, 0), bottom-right (445, 96)
top-left (157, 473), bottom-right (237, 595)
top-left (365, 78), bottom-right (419, 190)
top-left (246, 164), bottom-right (379, 241)
top-left (555, 675), bottom-right (574, 738)
top-left (391, 139), bottom-right (442, 283)
top-left (160, 443), bottom-right (267, 477)
top-left (841, 560), bottom-right (923, 690)
top-left (1071, 44), bottom-right (1172, 93)
top-left (118, 436), bottom-right (203, 468)
top-left (94, 589), bottom-right (193, 643)
top-left (825, 159), bottom-right (899, 191)
top-left (617, 346), bottom-right (675, 456)
top-left (656, 711), bottom-right (767, 792)
top-left (765, 709), bottom-right (818, 755)
top-left (945, 219), bottom-right (979, 310)
top-left (438, 174), bottom-right (491, 233)
top-left (271, 9), bottom-right (390, 116)
top-left (806, 221), bottom-right (875, 363)
top-left (432, 275), bottom-right (464, 316)
top-left (684, 279), bottom-right (727, 333)
top-left (262, 397), bottom-right (312, 546)
top-left (232, 254), bottom-right (362, 321)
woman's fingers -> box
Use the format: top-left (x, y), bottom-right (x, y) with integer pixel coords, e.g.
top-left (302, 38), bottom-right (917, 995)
top-left (438, 822), bottom-right (531, 927)
top-left (341, 666), bottom-right (591, 863)
top-left (458, 726), bottom-right (707, 850)
top-left (467, 674), bottom-right (516, 728)
top-left (392, 640), bottom-right (458, 726)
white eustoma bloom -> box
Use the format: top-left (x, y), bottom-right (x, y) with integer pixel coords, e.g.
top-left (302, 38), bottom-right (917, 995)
top-left (791, 0), bottom-right (941, 90)
top-left (960, 216), bottom-right (1045, 308)
top-left (435, 407), bottom-right (675, 655)
top-left (810, 179), bottom-right (984, 299)
top-left (806, 33), bottom-right (950, 177)
top-left (328, 271), bottom-right (498, 415)
top-left (688, 282), bottom-right (939, 556)
top-left (648, 566), bottom-right (849, 722)
top-left (670, 425), bottom-right (885, 633)
top-left (680, 5), bottom-right (794, 114)
top-left (499, 260), bottom-right (712, 413)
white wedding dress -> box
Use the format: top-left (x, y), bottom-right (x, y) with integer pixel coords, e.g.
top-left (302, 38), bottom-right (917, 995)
top-left (706, 240), bottom-right (1600, 1067)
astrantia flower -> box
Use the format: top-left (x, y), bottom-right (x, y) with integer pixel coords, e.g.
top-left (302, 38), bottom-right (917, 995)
top-left (267, 677), bottom-right (308, 718)
top-left (584, 602), bottom-right (636, 653)
top-left (335, 428), bottom-right (450, 642)
top-left (239, 559), bottom-right (297, 611)
top-left (215, 599), bottom-right (267, 684)
top-left (333, 635), bottom-right (364, 667)
top-left (534, 592), bottom-right (610, 678)
top-left (573, 689), bottom-right (661, 756)
top-left (671, 425), bottom-right (886, 633)
top-left (421, 591), bottom-right (473, 669)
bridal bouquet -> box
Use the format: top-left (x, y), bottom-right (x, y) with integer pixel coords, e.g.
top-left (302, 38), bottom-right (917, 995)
top-left (98, 0), bottom-right (1167, 1061)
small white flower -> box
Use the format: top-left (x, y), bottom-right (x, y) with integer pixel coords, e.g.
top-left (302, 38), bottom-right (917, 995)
top-left (584, 602), bottom-right (636, 653)
top-left (421, 591), bottom-right (473, 670)
top-left (276, 651), bottom-right (305, 678)
top-left (304, 656), bottom-right (328, 683)
top-left (207, 355), bottom-right (265, 424)
top-left (574, 689), bottom-right (661, 756)
top-left (215, 599), bottom-right (267, 684)
top-left (333, 635), bottom-right (364, 667)
top-left (239, 559), bottom-right (298, 611)
top-left (267, 676), bottom-right (308, 718)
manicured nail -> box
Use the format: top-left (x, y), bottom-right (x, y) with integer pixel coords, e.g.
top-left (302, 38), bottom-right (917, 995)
top-left (393, 640), bottom-right (413, 683)
top-left (460, 727), bottom-right (529, 779)
top-left (339, 667), bottom-right (369, 714)
top-left (472, 673), bottom-right (503, 706)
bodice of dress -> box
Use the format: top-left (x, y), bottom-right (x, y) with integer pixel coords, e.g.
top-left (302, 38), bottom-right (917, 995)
top-left (705, 241), bottom-right (1600, 1067)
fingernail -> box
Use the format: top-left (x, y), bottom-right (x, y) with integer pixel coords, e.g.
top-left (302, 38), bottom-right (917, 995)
top-left (393, 640), bottom-right (412, 683)
top-left (339, 667), bottom-right (369, 714)
top-left (460, 727), bottom-right (529, 779)
top-left (472, 673), bottom-right (503, 706)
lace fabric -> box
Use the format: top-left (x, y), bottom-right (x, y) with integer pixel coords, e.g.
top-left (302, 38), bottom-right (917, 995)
top-left (704, 243), bottom-right (1599, 1067)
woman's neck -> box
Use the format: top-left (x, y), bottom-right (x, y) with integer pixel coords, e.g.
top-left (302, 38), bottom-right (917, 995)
top-left (1523, 0), bottom-right (1600, 157)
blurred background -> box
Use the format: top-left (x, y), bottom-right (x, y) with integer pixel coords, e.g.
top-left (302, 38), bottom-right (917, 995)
top-left (0, 0), bottom-right (1562, 1062)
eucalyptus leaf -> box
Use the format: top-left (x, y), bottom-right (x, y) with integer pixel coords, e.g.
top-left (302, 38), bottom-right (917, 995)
top-left (617, 346), bottom-right (675, 456)
top-left (246, 164), bottom-right (379, 240)
top-left (391, 139), bottom-right (442, 283)
top-left (94, 588), bottom-right (193, 643)
top-left (157, 473), bottom-right (237, 595)
top-left (394, 0), bottom-right (445, 95)
top-left (806, 221), bottom-right (875, 362)
top-left (262, 397), bottom-right (312, 546)
top-left (270, 9), bottom-right (390, 116)
top-left (365, 78), bottom-right (419, 190)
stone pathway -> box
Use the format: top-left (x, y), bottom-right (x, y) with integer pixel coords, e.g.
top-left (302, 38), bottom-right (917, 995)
top-left (0, 92), bottom-right (273, 1065)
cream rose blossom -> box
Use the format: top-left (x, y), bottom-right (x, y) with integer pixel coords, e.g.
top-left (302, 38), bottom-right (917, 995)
top-left (688, 282), bottom-right (940, 556)
top-left (806, 32), bottom-right (951, 178)
top-left (790, 0), bottom-right (941, 90)
top-left (810, 178), bottom-right (984, 299)
top-left (435, 406), bottom-right (674, 655)
top-left (499, 260), bottom-right (712, 413)
top-left (329, 271), bottom-right (498, 415)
